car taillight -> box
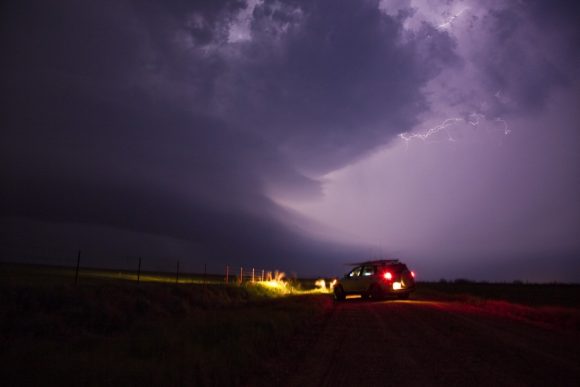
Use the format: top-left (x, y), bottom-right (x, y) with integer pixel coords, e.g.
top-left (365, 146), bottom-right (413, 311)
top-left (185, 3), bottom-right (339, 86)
top-left (383, 272), bottom-right (392, 280)
top-left (411, 271), bottom-right (415, 278)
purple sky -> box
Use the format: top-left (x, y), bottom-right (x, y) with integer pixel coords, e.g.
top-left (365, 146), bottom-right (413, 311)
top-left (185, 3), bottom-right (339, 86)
top-left (1, 0), bottom-right (579, 280)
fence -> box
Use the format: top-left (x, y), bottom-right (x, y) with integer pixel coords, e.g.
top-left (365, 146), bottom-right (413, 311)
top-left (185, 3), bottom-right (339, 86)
top-left (232, 267), bottom-right (284, 284)
top-left (0, 244), bottom-right (286, 287)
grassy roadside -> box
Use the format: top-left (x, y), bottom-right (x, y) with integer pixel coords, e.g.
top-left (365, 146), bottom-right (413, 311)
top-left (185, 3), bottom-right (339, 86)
top-left (0, 262), bottom-right (226, 286)
top-left (414, 281), bottom-right (580, 308)
top-left (413, 281), bottom-right (580, 331)
top-left (0, 280), bottom-right (332, 386)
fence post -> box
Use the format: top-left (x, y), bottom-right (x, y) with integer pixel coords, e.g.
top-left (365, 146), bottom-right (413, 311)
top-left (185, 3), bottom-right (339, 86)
top-left (261, 269), bottom-right (264, 282)
top-left (225, 265), bottom-right (229, 284)
top-left (203, 263), bottom-right (207, 287)
top-left (137, 257), bottom-right (142, 283)
top-left (74, 250), bottom-right (81, 285)
top-left (239, 267), bottom-right (243, 285)
top-left (252, 268), bottom-right (255, 283)
top-left (176, 260), bottom-right (180, 284)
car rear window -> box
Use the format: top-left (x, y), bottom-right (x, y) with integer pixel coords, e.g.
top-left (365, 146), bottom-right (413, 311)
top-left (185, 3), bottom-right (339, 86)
top-left (362, 265), bottom-right (375, 276)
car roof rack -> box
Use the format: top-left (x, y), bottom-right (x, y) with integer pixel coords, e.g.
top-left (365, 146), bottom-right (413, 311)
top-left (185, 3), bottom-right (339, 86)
top-left (347, 259), bottom-right (400, 266)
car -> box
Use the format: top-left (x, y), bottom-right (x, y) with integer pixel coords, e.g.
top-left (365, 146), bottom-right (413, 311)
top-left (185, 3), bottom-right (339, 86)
top-left (333, 259), bottom-right (416, 301)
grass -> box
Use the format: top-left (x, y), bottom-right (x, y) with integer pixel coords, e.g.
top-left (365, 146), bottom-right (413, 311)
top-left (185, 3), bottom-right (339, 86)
top-left (0, 262), bottom-right (226, 286)
top-left (415, 281), bottom-right (580, 308)
top-left (3, 263), bottom-right (580, 385)
top-left (0, 263), bottom-right (332, 386)
top-left (414, 281), bottom-right (580, 330)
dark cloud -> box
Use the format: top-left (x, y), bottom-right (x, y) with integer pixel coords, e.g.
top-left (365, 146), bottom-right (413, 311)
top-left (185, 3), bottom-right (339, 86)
top-left (475, 9), bottom-right (563, 112)
top-left (1, 0), bottom-right (453, 273)
top-left (278, 0), bottom-right (580, 280)
top-left (219, 0), bottom-right (458, 173)
top-left (3, 0), bottom-right (575, 279)
top-left (457, 1), bottom-right (580, 117)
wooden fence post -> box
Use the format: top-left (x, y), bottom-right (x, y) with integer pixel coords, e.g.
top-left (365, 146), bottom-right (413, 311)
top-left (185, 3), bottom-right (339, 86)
top-left (137, 257), bottom-right (142, 284)
top-left (252, 268), bottom-right (255, 283)
top-left (176, 260), bottom-right (180, 284)
top-left (74, 250), bottom-right (81, 285)
top-left (239, 267), bottom-right (243, 284)
top-left (225, 265), bottom-right (229, 284)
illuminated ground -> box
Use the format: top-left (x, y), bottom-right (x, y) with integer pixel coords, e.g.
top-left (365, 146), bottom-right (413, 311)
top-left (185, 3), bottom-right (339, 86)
top-left (267, 297), bottom-right (580, 387)
top-left (3, 264), bottom-right (580, 386)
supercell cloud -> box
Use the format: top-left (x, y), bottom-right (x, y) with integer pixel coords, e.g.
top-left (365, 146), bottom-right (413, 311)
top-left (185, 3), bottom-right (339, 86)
top-left (0, 0), bottom-right (579, 279)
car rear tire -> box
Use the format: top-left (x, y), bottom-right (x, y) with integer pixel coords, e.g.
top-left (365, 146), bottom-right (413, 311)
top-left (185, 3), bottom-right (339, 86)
top-left (334, 286), bottom-right (346, 301)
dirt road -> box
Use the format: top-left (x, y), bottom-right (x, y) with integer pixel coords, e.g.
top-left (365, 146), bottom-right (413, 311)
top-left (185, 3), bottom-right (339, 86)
top-left (279, 298), bottom-right (580, 387)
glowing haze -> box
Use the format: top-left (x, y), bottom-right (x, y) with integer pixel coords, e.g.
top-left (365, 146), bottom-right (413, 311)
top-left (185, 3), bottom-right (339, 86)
top-left (1, 0), bottom-right (579, 280)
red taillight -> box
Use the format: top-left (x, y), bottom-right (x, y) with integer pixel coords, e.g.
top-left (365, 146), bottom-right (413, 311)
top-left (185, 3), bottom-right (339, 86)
top-left (383, 272), bottom-right (392, 280)
top-left (411, 271), bottom-right (415, 278)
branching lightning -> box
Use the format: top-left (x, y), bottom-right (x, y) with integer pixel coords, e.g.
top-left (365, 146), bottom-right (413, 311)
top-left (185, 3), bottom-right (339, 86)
top-left (398, 118), bottom-right (463, 143)
top-left (495, 118), bottom-right (511, 135)
top-left (398, 113), bottom-right (511, 148)
top-left (437, 8), bottom-right (468, 30)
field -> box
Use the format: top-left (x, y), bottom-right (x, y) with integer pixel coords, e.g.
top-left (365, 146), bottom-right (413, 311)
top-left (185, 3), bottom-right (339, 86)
top-left (0, 263), bottom-right (330, 386)
top-left (2, 263), bottom-right (580, 386)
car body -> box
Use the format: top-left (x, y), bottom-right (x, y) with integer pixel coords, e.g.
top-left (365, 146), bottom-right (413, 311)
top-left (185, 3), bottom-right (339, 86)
top-left (333, 259), bottom-right (415, 301)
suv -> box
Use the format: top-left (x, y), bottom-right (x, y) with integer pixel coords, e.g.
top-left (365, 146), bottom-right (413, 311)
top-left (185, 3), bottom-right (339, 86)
top-left (333, 260), bottom-right (415, 301)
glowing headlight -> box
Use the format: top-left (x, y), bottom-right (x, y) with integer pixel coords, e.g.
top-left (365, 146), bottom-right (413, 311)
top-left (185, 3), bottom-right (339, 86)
top-left (392, 282), bottom-right (402, 290)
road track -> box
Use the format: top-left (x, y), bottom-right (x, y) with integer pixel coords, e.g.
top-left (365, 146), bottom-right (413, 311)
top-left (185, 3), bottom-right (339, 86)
top-left (282, 298), bottom-right (580, 386)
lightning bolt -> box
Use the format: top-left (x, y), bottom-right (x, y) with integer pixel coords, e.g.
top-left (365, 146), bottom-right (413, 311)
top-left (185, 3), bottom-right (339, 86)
top-left (399, 117), bottom-right (463, 143)
top-left (437, 8), bottom-right (468, 30)
top-left (495, 118), bottom-right (511, 135)
top-left (399, 113), bottom-right (511, 147)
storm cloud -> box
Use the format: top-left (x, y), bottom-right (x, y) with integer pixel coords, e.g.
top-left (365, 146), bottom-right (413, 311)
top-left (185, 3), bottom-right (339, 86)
top-left (1, 0), bottom-right (579, 279)
top-left (285, 0), bottom-right (580, 280)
